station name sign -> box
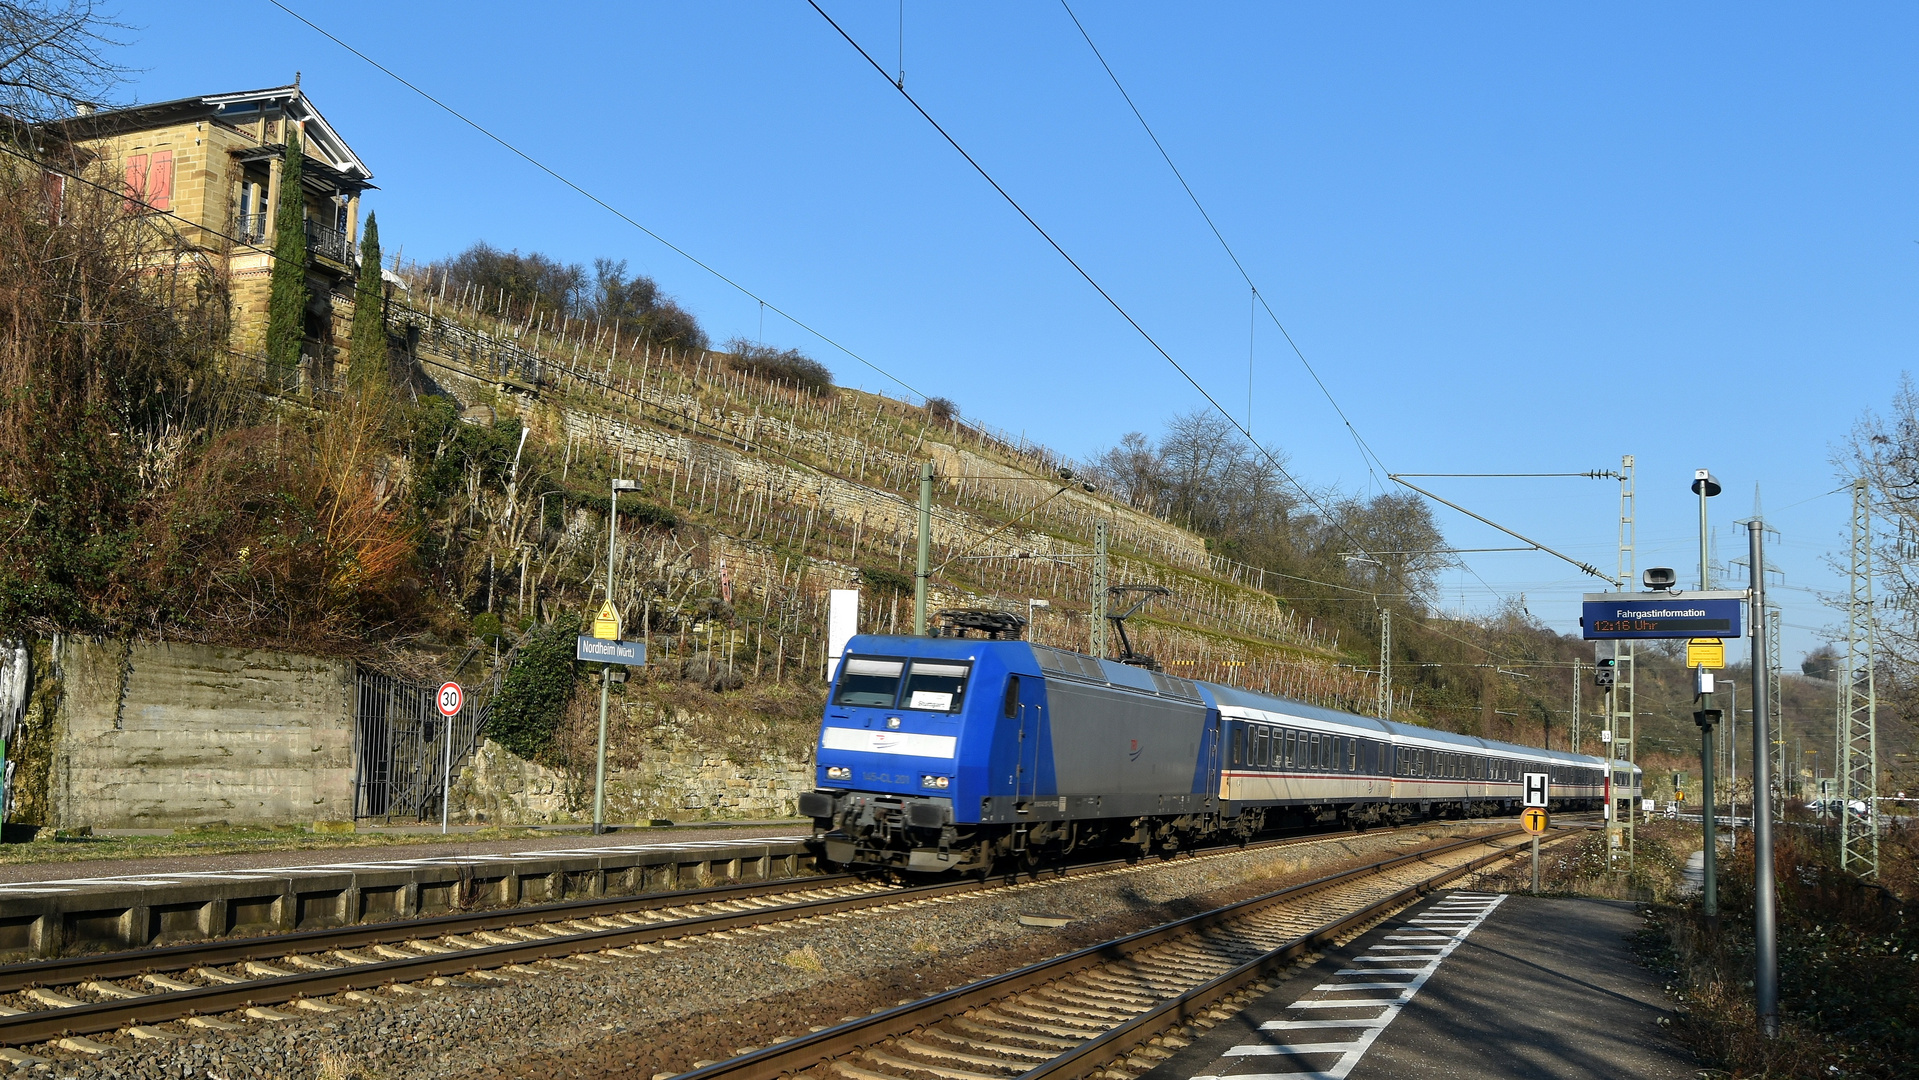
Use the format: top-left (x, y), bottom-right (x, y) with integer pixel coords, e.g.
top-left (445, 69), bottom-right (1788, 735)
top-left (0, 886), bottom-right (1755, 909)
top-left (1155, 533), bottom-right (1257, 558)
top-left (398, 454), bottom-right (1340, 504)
top-left (1580, 590), bottom-right (1747, 640)
top-left (576, 636), bottom-right (648, 665)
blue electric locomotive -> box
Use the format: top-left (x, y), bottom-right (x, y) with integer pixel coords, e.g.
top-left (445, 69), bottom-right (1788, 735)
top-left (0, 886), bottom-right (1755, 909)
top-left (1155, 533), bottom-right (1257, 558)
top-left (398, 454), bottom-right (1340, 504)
top-left (798, 635), bottom-right (1639, 872)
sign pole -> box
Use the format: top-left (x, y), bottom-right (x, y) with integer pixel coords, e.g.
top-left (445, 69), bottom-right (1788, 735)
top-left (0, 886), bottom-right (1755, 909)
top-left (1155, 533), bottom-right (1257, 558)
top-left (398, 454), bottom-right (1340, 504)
top-left (435, 682), bottom-right (463, 836)
top-left (594, 480), bottom-right (622, 836)
top-left (1530, 834), bottom-right (1540, 893)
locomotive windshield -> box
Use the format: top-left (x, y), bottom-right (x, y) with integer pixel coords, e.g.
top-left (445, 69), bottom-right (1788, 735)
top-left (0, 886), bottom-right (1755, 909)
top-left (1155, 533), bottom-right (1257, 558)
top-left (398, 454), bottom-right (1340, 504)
top-left (833, 657), bottom-right (905, 707)
top-left (902, 660), bottom-right (970, 713)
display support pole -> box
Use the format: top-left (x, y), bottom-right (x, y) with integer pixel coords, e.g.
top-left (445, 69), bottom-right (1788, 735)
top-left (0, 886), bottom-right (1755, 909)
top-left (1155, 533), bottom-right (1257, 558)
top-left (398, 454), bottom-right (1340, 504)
top-left (1749, 519), bottom-right (1779, 1037)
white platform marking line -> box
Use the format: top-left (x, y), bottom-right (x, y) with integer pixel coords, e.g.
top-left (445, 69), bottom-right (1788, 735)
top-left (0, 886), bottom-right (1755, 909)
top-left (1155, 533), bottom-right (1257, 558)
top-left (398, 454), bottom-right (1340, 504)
top-left (1194, 893), bottom-right (1508, 1080)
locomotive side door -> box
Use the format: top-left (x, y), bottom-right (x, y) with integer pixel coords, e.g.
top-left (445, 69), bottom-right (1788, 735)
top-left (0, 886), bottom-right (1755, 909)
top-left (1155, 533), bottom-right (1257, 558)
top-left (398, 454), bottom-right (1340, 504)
top-left (1012, 677), bottom-right (1044, 809)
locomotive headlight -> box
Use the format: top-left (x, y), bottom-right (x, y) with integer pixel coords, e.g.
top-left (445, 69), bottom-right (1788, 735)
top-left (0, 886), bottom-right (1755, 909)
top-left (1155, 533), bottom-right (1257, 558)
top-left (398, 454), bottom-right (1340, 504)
top-left (826, 766), bottom-right (851, 781)
top-left (921, 774), bottom-right (950, 790)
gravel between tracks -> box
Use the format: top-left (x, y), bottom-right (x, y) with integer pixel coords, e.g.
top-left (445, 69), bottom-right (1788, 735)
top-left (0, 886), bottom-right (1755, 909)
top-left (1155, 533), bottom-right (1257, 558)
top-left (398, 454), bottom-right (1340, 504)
top-left (20, 822), bottom-right (1506, 1080)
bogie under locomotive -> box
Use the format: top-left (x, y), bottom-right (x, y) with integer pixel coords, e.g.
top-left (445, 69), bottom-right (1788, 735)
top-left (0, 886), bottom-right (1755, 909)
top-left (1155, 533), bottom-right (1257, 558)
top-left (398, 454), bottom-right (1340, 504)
top-left (800, 636), bottom-right (1639, 872)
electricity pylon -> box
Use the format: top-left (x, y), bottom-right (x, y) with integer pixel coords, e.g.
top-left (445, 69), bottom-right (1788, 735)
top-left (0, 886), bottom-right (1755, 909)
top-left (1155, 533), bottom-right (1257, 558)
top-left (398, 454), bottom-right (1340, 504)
top-left (1840, 477), bottom-right (1878, 879)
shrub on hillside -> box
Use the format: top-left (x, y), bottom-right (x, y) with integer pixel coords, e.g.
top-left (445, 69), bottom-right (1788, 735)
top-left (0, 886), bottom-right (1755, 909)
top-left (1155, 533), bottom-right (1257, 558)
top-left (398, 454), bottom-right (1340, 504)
top-left (723, 338), bottom-right (833, 396)
top-left (487, 619), bottom-right (581, 761)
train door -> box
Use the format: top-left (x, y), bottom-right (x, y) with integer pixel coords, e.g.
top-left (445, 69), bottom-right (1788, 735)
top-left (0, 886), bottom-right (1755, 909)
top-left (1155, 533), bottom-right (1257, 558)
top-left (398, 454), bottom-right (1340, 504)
top-left (1013, 679), bottom-right (1043, 810)
top-left (1202, 708), bottom-right (1222, 808)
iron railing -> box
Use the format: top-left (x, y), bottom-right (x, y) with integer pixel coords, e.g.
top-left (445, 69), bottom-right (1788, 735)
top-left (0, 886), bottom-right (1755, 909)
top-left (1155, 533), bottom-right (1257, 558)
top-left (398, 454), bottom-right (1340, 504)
top-left (305, 218), bottom-right (349, 263)
top-left (351, 643), bottom-right (521, 822)
top-left (236, 212), bottom-right (268, 245)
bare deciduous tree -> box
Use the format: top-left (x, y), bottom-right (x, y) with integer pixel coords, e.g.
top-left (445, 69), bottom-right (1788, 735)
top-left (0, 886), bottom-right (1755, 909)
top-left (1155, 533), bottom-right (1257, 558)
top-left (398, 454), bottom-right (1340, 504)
top-left (0, 1), bottom-right (128, 123)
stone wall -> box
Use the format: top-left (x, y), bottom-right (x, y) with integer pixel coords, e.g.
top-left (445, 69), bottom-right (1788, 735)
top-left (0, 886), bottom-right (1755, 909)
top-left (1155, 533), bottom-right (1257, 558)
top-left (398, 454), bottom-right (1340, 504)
top-left (40, 639), bottom-right (356, 829)
top-left (450, 734), bottom-right (813, 826)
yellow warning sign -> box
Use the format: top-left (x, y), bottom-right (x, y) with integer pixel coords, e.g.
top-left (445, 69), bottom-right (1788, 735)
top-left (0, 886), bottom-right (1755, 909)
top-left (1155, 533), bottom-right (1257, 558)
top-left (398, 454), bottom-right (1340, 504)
top-left (1686, 638), bottom-right (1724, 669)
top-left (592, 601), bottom-right (620, 641)
top-left (1521, 807), bottom-right (1549, 835)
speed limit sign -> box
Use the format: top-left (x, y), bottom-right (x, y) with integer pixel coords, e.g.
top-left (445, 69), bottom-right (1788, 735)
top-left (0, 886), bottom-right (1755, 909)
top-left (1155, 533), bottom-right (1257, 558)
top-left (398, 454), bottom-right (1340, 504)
top-left (436, 681), bottom-right (463, 717)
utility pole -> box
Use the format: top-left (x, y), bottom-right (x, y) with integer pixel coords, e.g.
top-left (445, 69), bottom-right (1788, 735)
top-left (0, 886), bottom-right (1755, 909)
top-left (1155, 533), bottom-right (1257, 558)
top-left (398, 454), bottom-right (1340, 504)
top-left (1090, 521), bottom-right (1108, 657)
top-left (1749, 518), bottom-right (1780, 1038)
top-left (1570, 660), bottom-right (1582, 755)
top-left (1610, 454), bottom-right (1637, 871)
top-left (913, 462), bottom-right (932, 635)
top-left (1376, 607), bottom-right (1393, 720)
top-left (1840, 477), bottom-right (1879, 879)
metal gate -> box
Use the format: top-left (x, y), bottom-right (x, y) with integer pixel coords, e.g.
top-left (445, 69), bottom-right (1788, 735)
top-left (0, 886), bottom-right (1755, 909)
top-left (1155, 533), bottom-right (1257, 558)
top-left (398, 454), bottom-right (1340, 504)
top-left (352, 668), bottom-right (492, 822)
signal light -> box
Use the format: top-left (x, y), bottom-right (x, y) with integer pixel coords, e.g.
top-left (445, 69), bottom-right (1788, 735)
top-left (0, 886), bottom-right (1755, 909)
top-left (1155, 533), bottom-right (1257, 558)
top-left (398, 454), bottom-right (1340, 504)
top-left (1595, 658), bottom-right (1617, 687)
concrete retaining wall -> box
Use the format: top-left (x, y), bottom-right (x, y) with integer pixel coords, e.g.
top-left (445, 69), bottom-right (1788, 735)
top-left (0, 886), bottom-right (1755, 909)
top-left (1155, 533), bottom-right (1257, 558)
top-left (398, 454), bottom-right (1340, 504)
top-left (45, 639), bottom-right (356, 829)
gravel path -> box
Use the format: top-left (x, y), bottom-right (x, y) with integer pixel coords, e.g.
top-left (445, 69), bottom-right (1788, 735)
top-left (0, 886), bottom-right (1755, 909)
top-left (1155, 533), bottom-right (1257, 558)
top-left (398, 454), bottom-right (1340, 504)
top-left (18, 822), bottom-right (1499, 1080)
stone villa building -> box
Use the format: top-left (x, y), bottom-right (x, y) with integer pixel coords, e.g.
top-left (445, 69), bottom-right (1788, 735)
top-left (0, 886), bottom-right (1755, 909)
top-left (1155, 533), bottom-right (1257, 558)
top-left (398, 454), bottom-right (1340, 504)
top-left (45, 83), bottom-right (375, 377)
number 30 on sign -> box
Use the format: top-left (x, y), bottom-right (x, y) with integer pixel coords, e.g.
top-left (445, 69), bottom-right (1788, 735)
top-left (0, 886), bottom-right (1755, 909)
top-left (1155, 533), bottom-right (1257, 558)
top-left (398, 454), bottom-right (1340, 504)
top-left (437, 681), bottom-right (463, 718)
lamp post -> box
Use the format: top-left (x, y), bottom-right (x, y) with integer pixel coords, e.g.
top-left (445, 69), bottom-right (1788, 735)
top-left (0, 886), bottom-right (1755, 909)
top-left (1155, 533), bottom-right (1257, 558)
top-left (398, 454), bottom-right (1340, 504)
top-left (1692, 469), bottom-right (1722, 926)
top-left (594, 477), bottom-right (642, 836)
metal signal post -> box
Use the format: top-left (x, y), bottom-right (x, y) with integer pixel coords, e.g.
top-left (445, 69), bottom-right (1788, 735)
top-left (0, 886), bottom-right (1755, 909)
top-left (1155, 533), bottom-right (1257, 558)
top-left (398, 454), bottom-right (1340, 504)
top-left (1749, 518), bottom-right (1779, 1038)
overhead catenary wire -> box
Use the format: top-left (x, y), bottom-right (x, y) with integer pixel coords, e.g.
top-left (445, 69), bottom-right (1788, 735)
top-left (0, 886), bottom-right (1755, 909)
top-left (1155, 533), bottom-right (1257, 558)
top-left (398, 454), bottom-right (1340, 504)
top-left (1059, 0), bottom-right (1384, 490)
top-left (802, 2), bottom-right (1420, 596)
top-left (262, 0), bottom-right (928, 405)
top-left (1055, 4), bottom-right (1553, 616)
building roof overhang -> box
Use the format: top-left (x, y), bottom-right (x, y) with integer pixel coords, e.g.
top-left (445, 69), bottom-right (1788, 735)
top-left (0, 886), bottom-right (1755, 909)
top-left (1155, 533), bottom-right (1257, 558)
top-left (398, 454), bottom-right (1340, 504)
top-left (43, 84), bottom-right (372, 184)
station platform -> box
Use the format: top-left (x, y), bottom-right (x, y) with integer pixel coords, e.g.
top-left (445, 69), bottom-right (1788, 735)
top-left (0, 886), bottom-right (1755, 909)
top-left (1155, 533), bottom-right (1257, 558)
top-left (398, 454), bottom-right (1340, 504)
top-left (1145, 891), bottom-right (1696, 1080)
top-left (0, 827), bottom-right (814, 961)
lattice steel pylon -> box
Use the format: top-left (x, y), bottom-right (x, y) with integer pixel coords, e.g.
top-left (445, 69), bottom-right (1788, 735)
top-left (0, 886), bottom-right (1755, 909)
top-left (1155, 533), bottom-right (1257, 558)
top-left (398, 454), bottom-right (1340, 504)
top-left (1377, 607), bottom-right (1393, 720)
top-left (1768, 603), bottom-right (1785, 804)
top-left (1609, 454), bottom-right (1637, 871)
top-left (1840, 477), bottom-right (1879, 879)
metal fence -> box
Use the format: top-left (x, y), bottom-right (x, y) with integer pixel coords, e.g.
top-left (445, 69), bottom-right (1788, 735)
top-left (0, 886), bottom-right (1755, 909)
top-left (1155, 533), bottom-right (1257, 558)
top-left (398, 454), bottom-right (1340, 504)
top-left (352, 665), bottom-right (496, 822)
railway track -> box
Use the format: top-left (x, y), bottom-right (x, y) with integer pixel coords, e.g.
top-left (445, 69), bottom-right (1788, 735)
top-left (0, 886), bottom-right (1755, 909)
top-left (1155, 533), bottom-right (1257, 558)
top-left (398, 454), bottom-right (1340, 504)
top-left (0, 819), bottom-right (1501, 1050)
top-left (671, 826), bottom-right (1570, 1080)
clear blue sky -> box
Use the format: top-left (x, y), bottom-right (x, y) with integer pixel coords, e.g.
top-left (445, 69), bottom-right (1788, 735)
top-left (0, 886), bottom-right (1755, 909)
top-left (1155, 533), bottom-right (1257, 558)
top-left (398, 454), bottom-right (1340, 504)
top-left (119, 2), bottom-right (1918, 665)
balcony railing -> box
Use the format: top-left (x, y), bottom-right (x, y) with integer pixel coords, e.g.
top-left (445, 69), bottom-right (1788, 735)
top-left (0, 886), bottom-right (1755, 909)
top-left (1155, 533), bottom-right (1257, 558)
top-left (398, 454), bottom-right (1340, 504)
top-left (236, 212), bottom-right (268, 244)
top-left (305, 218), bottom-right (349, 264)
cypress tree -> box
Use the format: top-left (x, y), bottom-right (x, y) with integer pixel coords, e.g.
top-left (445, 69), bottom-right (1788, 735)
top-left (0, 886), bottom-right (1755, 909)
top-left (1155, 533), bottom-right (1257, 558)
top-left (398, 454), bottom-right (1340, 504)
top-left (346, 211), bottom-right (386, 388)
top-left (264, 129), bottom-right (308, 388)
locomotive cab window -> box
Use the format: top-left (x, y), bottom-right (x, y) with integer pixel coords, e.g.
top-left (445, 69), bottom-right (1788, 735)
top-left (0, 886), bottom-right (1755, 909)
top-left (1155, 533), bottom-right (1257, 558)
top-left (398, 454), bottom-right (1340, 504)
top-left (1002, 676), bottom-right (1021, 718)
top-left (833, 657), bottom-right (905, 707)
top-left (903, 660), bottom-right (971, 713)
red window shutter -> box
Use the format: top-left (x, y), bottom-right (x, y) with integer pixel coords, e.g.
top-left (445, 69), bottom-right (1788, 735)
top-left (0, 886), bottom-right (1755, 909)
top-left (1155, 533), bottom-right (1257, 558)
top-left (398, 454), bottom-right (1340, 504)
top-left (146, 151), bottom-right (173, 211)
top-left (123, 153), bottom-right (147, 212)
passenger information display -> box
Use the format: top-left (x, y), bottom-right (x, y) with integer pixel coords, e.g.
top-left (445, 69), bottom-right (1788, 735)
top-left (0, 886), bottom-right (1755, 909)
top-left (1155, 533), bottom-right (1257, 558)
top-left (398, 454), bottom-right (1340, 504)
top-left (1580, 590), bottom-right (1746, 640)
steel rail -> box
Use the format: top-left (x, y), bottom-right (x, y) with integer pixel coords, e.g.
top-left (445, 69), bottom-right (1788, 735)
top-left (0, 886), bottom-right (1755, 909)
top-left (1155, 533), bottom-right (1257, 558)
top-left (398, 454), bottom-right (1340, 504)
top-left (0, 822), bottom-right (1493, 1045)
top-left (672, 826), bottom-right (1558, 1080)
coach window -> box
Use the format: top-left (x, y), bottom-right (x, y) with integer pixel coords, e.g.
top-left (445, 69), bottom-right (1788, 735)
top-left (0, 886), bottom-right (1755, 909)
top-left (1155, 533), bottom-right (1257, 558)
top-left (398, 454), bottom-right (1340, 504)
top-left (1231, 725), bottom-right (1245, 766)
top-left (1280, 729), bottom-right (1293, 767)
top-left (833, 657), bottom-right (904, 707)
top-left (1254, 726), bottom-right (1270, 767)
top-left (903, 660), bottom-right (971, 713)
